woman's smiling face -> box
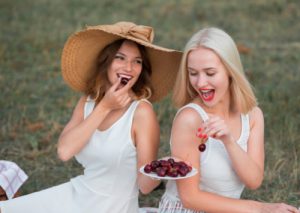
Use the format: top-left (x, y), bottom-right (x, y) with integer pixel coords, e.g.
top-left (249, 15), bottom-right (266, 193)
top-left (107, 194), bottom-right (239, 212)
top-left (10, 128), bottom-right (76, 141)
top-left (187, 47), bottom-right (230, 107)
top-left (107, 40), bottom-right (143, 90)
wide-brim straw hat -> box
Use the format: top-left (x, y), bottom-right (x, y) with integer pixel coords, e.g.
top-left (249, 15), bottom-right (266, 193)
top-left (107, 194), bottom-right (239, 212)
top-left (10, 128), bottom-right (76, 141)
top-left (61, 21), bottom-right (182, 102)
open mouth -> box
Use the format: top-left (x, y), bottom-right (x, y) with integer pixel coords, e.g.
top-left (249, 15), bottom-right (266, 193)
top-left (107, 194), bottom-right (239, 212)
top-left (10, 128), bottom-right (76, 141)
top-left (117, 73), bottom-right (132, 85)
top-left (199, 89), bottom-right (215, 102)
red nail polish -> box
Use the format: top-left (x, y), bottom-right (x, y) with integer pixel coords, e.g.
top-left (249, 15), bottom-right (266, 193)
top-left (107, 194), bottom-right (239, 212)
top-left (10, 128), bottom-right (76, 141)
top-left (198, 128), bottom-right (202, 132)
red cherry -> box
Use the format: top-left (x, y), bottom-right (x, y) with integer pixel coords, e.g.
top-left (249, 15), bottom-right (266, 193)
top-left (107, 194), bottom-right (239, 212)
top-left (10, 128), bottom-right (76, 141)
top-left (144, 164), bottom-right (152, 173)
top-left (151, 160), bottom-right (160, 170)
top-left (167, 168), bottom-right (178, 177)
top-left (178, 166), bottom-right (189, 176)
top-left (120, 77), bottom-right (129, 85)
top-left (198, 143), bottom-right (206, 152)
top-left (156, 167), bottom-right (167, 177)
top-left (167, 158), bottom-right (175, 166)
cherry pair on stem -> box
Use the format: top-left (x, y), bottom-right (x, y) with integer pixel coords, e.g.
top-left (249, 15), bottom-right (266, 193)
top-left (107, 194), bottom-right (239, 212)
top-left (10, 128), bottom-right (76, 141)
top-left (196, 127), bottom-right (208, 152)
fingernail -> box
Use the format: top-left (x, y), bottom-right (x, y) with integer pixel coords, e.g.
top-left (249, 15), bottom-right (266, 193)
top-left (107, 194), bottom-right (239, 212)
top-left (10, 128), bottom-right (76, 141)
top-left (197, 128), bottom-right (202, 132)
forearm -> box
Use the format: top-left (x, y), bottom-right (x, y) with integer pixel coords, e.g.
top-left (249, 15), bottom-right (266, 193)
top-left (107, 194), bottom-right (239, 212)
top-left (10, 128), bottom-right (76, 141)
top-left (58, 105), bottom-right (111, 161)
top-left (225, 141), bottom-right (263, 189)
top-left (181, 189), bottom-right (261, 213)
top-left (138, 174), bottom-right (161, 194)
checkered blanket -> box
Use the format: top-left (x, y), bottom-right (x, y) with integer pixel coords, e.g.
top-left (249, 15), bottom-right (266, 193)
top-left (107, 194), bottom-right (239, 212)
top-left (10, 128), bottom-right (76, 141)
top-left (0, 160), bottom-right (28, 199)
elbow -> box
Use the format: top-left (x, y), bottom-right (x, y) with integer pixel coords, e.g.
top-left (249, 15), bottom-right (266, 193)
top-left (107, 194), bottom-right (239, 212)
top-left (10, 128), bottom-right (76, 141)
top-left (139, 179), bottom-right (161, 195)
top-left (57, 146), bottom-right (72, 162)
top-left (180, 192), bottom-right (195, 210)
top-left (246, 181), bottom-right (262, 190)
top-left (246, 175), bottom-right (264, 190)
top-left (139, 187), bottom-right (152, 195)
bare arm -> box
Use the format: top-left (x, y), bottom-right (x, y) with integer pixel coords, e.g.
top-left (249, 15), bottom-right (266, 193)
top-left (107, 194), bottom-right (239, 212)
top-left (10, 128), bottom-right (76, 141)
top-left (57, 80), bottom-right (132, 161)
top-left (224, 107), bottom-right (265, 189)
top-left (172, 108), bottom-right (298, 213)
top-left (133, 101), bottom-right (161, 194)
top-left (57, 96), bottom-right (111, 161)
top-left (201, 106), bottom-right (264, 189)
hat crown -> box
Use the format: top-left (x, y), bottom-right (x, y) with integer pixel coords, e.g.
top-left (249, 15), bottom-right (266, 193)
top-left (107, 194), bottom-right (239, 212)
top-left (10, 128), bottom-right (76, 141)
top-left (62, 21), bottom-right (182, 102)
top-left (87, 21), bottom-right (154, 43)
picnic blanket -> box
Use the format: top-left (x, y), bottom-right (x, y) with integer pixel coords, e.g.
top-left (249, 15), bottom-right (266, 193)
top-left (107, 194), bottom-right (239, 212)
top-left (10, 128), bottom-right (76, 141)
top-left (0, 160), bottom-right (28, 199)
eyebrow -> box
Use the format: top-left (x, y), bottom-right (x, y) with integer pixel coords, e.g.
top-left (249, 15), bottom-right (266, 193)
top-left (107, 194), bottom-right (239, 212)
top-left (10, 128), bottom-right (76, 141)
top-left (116, 52), bottom-right (142, 59)
top-left (187, 67), bottom-right (216, 71)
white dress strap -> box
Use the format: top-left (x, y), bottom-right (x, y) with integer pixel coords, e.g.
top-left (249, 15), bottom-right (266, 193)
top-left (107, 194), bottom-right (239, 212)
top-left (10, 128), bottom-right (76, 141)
top-left (237, 114), bottom-right (250, 148)
top-left (176, 103), bottom-right (209, 122)
top-left (84, 97), bottom-right (95, 119)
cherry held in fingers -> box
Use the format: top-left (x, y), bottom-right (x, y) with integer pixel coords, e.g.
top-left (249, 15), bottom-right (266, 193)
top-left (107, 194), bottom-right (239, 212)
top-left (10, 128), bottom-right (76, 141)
top-left (120, 77), bottom-right (129, 85)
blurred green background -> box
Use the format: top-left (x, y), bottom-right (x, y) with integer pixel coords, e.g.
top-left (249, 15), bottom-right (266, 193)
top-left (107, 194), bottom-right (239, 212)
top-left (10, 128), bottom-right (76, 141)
top-left (0, 0), bottom-right (299, 207)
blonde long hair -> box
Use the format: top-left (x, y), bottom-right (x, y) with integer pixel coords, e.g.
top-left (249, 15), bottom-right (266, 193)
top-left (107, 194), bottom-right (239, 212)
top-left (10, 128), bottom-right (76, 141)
top-left (173, 27), bottom-right (257, 114)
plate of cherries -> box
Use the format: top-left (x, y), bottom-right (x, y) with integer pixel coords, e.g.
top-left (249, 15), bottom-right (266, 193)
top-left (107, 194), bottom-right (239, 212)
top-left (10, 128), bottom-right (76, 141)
top-left (139, 157), bottom-right (198, 180)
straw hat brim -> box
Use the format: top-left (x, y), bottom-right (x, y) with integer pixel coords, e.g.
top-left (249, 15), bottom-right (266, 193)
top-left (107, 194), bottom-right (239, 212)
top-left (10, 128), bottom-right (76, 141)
top-left (61, 27), bottom-right (182, 102)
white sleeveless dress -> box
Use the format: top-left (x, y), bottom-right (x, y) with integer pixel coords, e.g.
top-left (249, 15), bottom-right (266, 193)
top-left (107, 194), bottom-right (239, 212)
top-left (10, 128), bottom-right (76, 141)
top-left (0, 98), bottom-right (143, 213)
top-left (158, 103), bottom-right (250, 213)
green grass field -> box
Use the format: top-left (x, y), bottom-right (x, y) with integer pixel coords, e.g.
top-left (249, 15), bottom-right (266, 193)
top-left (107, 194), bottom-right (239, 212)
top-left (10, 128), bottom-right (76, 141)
top-left (1, 0), bottom-right (299, 207)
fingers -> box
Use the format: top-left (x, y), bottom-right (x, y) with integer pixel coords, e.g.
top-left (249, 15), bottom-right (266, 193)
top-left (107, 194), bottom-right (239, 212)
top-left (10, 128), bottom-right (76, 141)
top-left (200, 118), bottom-right (224, 138)
top-left (112, 78), bottom-right (122, 91)
top-left (197, 116), bottom-right (230, 141)
top-left (287, 205), bottom-right (300, 213)
top-left (116, 78), bottom-right (133, 94)
top-left (101, 79), bottom-right (132, 110)
top-left (266, 203), bottom-right (300, 213)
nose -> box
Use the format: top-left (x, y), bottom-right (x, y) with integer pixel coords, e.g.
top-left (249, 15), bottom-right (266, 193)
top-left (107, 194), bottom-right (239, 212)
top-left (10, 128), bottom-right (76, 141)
top-left (124, 60), bottom-right (133, 72)
top-left (197, 75), bottom-right (207, 88)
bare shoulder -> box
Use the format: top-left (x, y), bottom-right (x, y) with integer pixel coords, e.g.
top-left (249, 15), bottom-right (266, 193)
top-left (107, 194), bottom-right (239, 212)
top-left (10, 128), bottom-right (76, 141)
top-left (134, 100), bottom-right (155, 118)
top-left (71, 95), bottom-right (88, 118)
top-left (248, 106), bottom-right (264, 127)
top-left (173, 107), bottom-right (203, 128)
top-left (74, 95), bottom-right (88, 110)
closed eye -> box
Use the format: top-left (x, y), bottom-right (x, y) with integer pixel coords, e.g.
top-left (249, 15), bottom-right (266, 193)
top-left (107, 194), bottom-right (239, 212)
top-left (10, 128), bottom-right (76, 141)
top-left (206, 72), bottom-right (215, 77)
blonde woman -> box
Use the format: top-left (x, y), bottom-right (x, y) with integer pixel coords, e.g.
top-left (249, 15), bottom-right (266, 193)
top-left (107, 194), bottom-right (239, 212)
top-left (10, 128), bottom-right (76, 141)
top-left (158, 28), bottom-right (299, 213)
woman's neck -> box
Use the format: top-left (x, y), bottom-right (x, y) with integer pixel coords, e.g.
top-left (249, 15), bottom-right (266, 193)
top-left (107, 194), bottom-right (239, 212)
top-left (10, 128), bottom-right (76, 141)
top-left (193, 96), bottom-right (233, 119)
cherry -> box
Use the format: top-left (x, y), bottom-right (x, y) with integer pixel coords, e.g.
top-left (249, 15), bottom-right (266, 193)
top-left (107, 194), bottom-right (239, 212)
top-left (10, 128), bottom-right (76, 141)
top-left (144, 164), bottom-right (152, 173)
top-left (144, 158), bottom-right (192, 178)
top-left (167, 168), bottom-right (178, 177)
top-left (156, 167), bottom-right (167, 177)
top-left (178, 166), bottom-right (189, 176)
top-left (150, 160), bottom-right (160, 171)
top-left (120, 77), bottom-right (129, 85)
top-left (198, 143), bottom-right (206, 152)
top-left (167, 158), bottom-right (175, 165)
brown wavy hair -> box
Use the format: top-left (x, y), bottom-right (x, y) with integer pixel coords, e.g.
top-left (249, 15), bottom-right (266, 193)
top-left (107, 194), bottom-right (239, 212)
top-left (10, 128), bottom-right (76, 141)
top-left (85, 39), bottom-right (153, 105)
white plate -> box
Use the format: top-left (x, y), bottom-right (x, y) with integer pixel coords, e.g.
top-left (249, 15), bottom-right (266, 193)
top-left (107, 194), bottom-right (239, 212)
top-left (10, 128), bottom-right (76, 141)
top-left (139, 165), bottom-right (198, 180)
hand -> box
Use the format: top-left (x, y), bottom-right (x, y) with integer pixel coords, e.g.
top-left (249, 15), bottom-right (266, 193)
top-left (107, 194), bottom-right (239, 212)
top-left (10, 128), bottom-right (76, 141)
top-left (99, 78), bottom-right (132, 111)
top-left (260, 203), bottom-right (300, 213)
top-left (198, 115), bottom-right (234, 146)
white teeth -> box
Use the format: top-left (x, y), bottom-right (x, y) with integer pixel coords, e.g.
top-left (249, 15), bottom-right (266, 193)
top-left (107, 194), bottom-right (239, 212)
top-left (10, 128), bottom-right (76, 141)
top-left (118, 74), bottom-right (132, 80)
top-left (201, 90), bottom-right (212, 94)
top-left (200, 89), bottom-right (214, 98)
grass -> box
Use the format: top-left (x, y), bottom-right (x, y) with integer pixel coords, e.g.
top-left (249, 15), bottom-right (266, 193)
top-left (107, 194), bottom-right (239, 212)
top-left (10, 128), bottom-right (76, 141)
top-left (0, 0), bottom-right (299, 208)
